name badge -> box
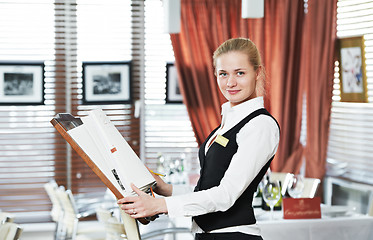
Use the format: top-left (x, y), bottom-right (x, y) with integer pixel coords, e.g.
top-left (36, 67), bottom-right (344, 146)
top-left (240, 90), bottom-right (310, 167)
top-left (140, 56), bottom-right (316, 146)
top-left (215, 135), bottom-right (229, 147)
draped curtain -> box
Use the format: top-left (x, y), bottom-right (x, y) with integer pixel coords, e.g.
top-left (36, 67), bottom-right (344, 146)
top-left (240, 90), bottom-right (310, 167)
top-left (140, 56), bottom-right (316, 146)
top-left (170, 0), bottom-right (337, 178)
top-left (301, 0), bottom-right (337, 179)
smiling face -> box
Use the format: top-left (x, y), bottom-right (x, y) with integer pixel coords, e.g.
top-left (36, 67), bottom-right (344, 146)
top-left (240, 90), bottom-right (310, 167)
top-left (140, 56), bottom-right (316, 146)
top-left (216, 51), bottom-right (258, 107)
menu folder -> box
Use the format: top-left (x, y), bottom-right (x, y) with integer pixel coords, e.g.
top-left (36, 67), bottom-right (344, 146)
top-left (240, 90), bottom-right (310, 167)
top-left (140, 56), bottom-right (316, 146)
top-left (50, 109), bottom-right (157, 225)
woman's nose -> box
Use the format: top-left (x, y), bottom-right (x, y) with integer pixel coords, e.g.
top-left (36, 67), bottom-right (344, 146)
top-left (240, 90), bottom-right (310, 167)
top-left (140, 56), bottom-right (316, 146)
top-left (226, 76), bottom-right (237, 87)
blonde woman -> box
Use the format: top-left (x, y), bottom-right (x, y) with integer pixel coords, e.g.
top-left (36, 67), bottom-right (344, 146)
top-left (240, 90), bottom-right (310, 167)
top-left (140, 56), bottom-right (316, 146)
top-left (118, 38), bottom-right (280, 240)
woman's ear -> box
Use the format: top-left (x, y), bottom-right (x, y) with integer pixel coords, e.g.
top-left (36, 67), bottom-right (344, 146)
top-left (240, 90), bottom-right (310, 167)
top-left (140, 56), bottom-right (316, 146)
top-left (256, 66), bottom-right (262, 80)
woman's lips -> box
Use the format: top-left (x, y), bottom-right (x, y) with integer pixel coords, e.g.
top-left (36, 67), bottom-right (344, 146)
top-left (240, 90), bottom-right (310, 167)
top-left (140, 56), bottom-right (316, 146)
top-left (227, 90), bottom-right (240, 95)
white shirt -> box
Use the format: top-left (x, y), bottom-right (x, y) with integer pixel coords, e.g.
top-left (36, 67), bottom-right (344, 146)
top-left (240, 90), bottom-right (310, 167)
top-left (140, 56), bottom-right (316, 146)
top-left (165, 97), bottom-right (280, 235)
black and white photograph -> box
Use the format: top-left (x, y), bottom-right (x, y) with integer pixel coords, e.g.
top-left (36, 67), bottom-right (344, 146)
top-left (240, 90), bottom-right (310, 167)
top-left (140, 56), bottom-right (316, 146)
top-left (0, 62), bottom-right (44, 105)
top-left (82, 61), bottom-right (131, 104)
top-left (166, 63), bottom-right (183, 103)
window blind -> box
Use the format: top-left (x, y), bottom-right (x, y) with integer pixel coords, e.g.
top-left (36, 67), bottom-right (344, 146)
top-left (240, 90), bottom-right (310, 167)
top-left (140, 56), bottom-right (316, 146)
top-left (74, 0), bottom-right (135, 196)
top-left (0, 0), bottom-right (57, 223)
top-left (326, 0), bottom-right (373, 184)
top-left (0, 0), bottom-right (198, 223)
top-left (143, 0), bottom-right (199, 178)
top-left (0, 0), bottom-right (137, 223)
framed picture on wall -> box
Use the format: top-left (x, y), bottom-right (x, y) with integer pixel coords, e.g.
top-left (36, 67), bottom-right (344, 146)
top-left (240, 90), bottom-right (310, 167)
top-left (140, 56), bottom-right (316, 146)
top-left (337, 36), bottom-right (368, 102)
top-left (0, 62), bottom-right (45, 105)
top-left (82, 61), bottom-right (131, 104)
top-left (166, 63), bottom-right (183, 103)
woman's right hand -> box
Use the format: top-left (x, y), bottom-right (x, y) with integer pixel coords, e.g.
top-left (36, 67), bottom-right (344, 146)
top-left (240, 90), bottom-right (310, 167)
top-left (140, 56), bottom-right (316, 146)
top-left (148, 168), bottom-right (173, 197)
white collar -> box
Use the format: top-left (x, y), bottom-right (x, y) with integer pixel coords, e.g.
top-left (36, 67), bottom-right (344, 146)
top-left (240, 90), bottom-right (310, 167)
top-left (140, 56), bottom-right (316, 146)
top-left (221, 97), bottom-right (264, 117)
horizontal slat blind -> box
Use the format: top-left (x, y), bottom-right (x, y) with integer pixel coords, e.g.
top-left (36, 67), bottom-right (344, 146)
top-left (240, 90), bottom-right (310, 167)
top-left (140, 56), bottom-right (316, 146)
top-left (73, 0), bottom-right (135, 195)
top-left (0, 0), bottom-right (58, 223)
top-left (0, 0), bottom-right (136, 223)
top-left (144, 0), bottom-right (199, 179)
top-left (327, 0), bottom-right (373, 184)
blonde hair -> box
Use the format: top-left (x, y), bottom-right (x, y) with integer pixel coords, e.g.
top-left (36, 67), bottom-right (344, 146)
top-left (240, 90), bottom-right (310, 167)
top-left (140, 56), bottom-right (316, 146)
top-left (213, 38), bottom-right (266, 97)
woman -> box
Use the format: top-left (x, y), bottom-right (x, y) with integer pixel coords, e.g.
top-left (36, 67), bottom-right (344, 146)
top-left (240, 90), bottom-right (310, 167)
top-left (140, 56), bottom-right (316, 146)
top-left (118, 38), bottom-right (280, 240)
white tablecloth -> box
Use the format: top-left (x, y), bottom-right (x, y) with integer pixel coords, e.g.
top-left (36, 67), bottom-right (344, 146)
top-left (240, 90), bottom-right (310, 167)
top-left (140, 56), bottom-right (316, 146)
top-left (256, 208), bottom-right (373, 240)
top-left (143, 206), bottom-right (373, 240)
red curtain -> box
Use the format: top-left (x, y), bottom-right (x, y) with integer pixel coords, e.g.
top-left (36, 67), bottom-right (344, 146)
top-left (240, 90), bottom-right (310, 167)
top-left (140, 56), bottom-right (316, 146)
top-left (263, 0), bottom-right (306, 174)
top-left (170, 0), bottom-right (247, 144)
top-left (301, 0), bottom-right (338, 179)
top-left (170, 0), bottom-right (337, 178)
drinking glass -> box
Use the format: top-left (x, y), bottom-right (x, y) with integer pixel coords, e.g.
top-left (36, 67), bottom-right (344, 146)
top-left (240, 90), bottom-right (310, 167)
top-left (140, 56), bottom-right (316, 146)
top-left (287, 174), bottom-right (305, 198)
top-left (262, 179), bottom-right (281, 220)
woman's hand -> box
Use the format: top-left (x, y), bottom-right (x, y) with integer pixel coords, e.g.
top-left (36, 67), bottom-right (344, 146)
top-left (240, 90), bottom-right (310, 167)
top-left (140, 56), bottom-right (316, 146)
top-left (117, 183), bottom-right (168, 218)
top-left (147, 168), bottom-right (173, 197)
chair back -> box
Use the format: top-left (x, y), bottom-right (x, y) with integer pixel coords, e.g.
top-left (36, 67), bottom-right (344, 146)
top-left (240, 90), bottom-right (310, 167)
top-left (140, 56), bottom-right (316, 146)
top-left (56, 186), bottom-right (79, 238)
top-left (368, 197), bottom-right (373, 216)
top-left (96, 207), bottom-right (114, 223)
top-left (44, 180), bottom-right (63, 222)
top-left (0, 222), bottom-right (23, 240)
top-left (269, 172), bottom-right (293, 196)
top-left (96, 208), bottom-right (126, 240)
top-left (0, 212), bottom-right (14, 223)
top-left (301, 178), bottom-right (321, 198)
top-left (105, 217), bottom-right (126, 240)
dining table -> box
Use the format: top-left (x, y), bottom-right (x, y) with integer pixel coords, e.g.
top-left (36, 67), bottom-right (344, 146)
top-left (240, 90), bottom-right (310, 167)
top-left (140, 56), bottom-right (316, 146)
top-left (255, 205), bottom-right (373, 240)
top-left (161, 204), bottom-right (373, 240)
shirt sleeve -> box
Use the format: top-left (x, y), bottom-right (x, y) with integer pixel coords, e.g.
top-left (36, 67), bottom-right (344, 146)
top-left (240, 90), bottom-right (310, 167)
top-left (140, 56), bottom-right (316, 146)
top-left (165, 115), bottom-right (280, 218)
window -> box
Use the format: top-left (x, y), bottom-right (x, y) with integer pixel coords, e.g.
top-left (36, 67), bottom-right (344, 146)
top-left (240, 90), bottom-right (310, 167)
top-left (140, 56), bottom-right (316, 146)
top-left (0, 0), bottom-right (55, 223)
top-left (0, 0), bottom-right (136, 223)
top-left (327, 0), bottom-right (373, 184)
top-left (0, 0), bottom-right (199, 223)
top-left (144, 0), bottom-right (199, 181)
top-left (74, 0), bottom-right (135, 195)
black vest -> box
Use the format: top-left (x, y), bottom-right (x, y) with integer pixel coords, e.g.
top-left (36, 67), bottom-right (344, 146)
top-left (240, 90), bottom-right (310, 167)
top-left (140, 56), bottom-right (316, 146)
top-left (193, 108), bottom-right (279, 232)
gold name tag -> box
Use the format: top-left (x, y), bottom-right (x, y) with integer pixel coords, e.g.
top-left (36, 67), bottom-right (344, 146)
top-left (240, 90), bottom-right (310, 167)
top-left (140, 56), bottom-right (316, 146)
top-left (215, 135), bottom-right (229, 147)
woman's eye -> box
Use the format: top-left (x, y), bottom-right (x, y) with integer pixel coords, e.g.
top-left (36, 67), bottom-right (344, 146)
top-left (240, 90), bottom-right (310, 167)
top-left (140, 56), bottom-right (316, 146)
top-left (237, 71), bottom-right (244, 76)
top-left (219, 72), bottom-right (227, 77)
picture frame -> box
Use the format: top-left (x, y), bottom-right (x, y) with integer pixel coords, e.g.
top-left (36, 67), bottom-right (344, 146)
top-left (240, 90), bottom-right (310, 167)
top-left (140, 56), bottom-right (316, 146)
top-left (82, 61), bottom-right (131, 104)
top-left (166, 63), bottom-right (183, 103)
top-left (0, 62), bottom-right (45, 105)
top-left (337, 36), bottom-right (368, 102)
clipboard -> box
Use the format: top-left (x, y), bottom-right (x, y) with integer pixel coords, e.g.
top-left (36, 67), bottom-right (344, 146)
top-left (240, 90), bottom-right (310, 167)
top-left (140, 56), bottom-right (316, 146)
top-left (51, 112), bottom-right (156, 225)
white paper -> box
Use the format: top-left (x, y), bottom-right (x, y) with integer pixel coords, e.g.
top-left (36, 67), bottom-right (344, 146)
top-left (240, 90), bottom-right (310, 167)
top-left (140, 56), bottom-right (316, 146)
top-left (68, 125), bottom-right (125, 196)
top-left (68, 109), bottom-right (155, 197)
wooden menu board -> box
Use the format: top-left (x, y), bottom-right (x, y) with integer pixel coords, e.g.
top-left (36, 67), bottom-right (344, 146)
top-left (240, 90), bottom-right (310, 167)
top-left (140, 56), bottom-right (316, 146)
top-left (51, 112), bottom-right (156, 226)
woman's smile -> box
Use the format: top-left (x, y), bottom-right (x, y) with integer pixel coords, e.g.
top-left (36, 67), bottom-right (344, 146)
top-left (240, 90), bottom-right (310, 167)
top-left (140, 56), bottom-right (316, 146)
top-left (227, 90), bottom-right (241, 95)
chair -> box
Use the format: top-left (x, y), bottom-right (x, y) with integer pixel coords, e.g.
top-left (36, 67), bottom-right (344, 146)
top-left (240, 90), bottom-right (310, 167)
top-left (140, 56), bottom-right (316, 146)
top-left (301, 178), bottom-right (321, 198)
top-left (269, 172), bottom-right (294, 196)
top-left (0, 222), bottom-right (23, 240)
top-left (0, 212), bottom-right (14, 223)
top-left (117, 206), bottom-right (192, 240)
top-left (368, 195), bottom-right (373, 216)
top-left (56, 186), bottom-right (105, 240)
top-left (96, 207), bottom-right (114, 224)
top-left (96, 207), bottom-right (127, 240)
top-left (44, 180), bottom-right (64, 239)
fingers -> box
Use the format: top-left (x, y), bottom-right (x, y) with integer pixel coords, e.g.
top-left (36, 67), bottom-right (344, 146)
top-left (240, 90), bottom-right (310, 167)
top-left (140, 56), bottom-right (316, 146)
top-left (118, 201), bottom-right (138, 217)
top-left (117, 196), bottom-right (136, 204)
top-left (117, 184), bottom-right (143, 205)
top-left (117, 183), bottom-right (161, 218)
top-left (130, 183), bottom-right (144, 196)
top-left (117, 184), bottom-right (144, 217)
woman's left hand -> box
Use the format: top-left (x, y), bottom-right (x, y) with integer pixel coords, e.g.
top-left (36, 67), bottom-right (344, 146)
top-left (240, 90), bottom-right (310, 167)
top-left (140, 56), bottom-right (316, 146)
top-left (117, 183), bottom-right (168, 218)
